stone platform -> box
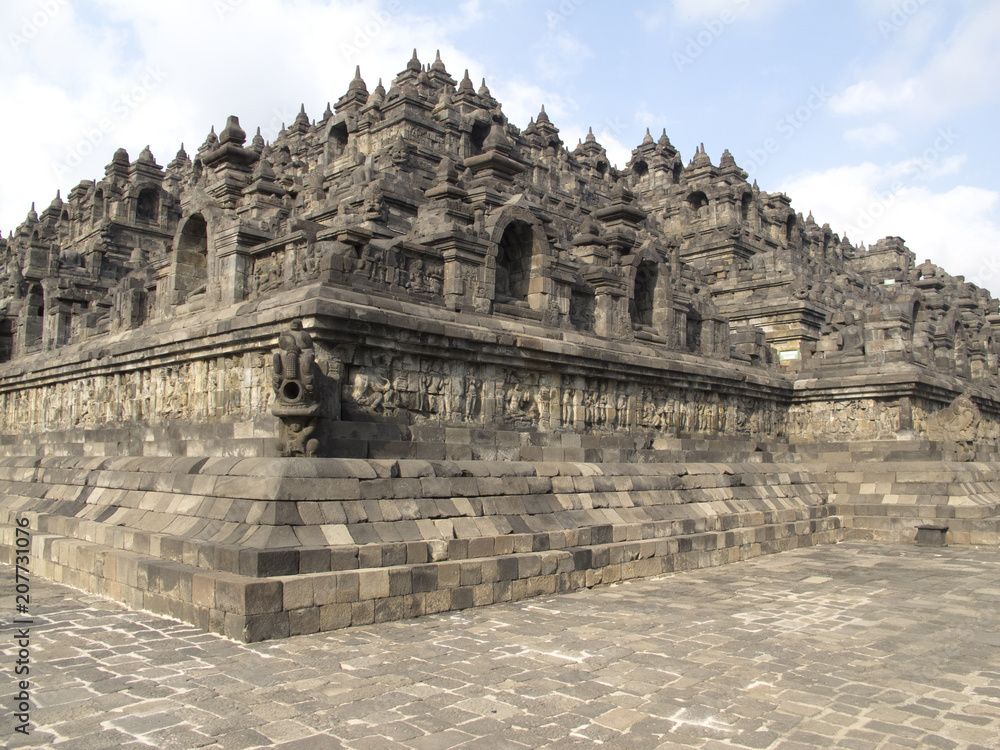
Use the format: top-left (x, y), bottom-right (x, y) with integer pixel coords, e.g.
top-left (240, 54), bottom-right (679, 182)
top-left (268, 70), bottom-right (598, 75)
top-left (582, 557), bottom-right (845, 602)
top-left (2, 440), bottom-right (998, 642)
top-left (5, 543), bottom-right (999, 749)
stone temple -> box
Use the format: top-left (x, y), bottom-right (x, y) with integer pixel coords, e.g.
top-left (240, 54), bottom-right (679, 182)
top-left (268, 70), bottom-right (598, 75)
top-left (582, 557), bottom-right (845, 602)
top-left (1, 52), bottom-right (998, 641)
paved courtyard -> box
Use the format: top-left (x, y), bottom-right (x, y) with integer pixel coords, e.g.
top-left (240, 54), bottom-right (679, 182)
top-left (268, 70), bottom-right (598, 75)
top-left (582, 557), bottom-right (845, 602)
top-left (2, 542), bottom-right (999, 750)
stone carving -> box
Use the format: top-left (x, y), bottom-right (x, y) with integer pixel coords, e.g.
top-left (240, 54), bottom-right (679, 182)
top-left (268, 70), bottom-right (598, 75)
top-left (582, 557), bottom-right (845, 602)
top-left (1, 51), bottom-right (1000, 457)
top-left (271, 320), bottom-right (321, 457)
top-left (926, 393), bottom-right (980, 444)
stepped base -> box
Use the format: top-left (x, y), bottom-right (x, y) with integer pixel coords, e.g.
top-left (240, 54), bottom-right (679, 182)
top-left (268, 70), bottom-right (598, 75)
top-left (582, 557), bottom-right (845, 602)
top-left (1, 442), bottom-right (998, 642)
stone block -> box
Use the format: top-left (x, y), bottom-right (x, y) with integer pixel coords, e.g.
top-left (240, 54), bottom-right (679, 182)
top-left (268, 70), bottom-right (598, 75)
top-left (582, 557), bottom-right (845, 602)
top-left (319, 603), bottom-right (352, 631)
top-left (334, 571), bottom-right (360, 603)
top-left (289, 607), bottom-right (320, 636)
top-left (282, 578), bottom-right (314, 610)
top-left (358, 569), bottom-right (390, 600)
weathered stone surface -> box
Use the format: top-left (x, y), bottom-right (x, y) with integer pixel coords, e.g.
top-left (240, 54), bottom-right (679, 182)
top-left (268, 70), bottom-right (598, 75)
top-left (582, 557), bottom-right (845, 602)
top-left (1, 54), bottom-right (1000, 640)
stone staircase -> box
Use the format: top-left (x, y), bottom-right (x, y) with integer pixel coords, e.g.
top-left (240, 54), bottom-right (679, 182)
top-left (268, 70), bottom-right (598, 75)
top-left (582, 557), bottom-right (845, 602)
top-left (1, 428), bottom-right (998, 642)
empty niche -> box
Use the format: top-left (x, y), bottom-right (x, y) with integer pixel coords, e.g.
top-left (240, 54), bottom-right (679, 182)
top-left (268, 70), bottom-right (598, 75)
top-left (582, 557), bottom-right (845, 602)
top-left (570, 287), bottom-right (596, 331)
top-left (495, 221), bottom-right (535, 303)
top-left (686, 313), bottom-right (702, 353)
top-left (24, 283), bottom-right (44, 349)
top-left (175, 214), bottom-right (208, 299)
top-left (136, 188), bottom-right (159, 223)
top-left (92, 189), bottom-right (105, 223)
top-left (328, 122), bottom-right (349, 160)
top-left (631, 262), bottom-right (657, 328)
top-left (471, 121), bottom-right (491, 155)
top-left (910, 301), bottom-right (923, 339)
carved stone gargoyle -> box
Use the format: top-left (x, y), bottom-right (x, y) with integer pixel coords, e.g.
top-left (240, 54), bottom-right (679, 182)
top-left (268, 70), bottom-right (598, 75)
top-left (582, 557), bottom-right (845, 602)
top-left (271, 320), bottom-right (320, 457)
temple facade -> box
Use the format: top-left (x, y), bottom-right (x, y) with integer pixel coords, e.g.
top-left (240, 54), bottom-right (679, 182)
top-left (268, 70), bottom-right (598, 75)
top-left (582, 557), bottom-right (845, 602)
top-left (1, 53), bottom-right (998, 641)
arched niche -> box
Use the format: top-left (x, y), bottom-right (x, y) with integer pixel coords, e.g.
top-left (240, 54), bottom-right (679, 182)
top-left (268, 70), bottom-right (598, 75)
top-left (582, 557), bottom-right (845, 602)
top-left (470, 121), bottom-right (491, 155)
top-left (741, 192), bottom-right (752, 222)
top-left (910, 300), bottom-right (923, 337)
top-left (328, 122), bottom-right (349, 161)
top-left (174, 213), bottom-right (209, 301)
top-left (495, 220), bottom-right (535, 303)
top-left (23, 282), bottom-right (44, 349)
top-left (92, 189), bottom-right (105, 224)
top-left (686, 191), bottom-right (709, 219)
top-left (630, 261), bottom-right (658, 328)
top-left (686, 311), bottom-right (703, 353)
top-left (136, 187), bottom-right (159, 223)
top-left (785, 214), bottom-right (796, 244)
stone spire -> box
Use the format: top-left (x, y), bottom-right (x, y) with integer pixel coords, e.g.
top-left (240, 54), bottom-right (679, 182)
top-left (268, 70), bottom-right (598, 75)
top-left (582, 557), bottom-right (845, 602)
top-left (106, 147), bottom-right (131, 181)
top-left (250, 127), bottom-right (265, 153)
top-left (167, 144), bottom-right (191, 172)
top-left (198, 127), bottom-right (218, 155)
top-left (431, 50), bottom-right (448, 74)
top-left (428, 49), bottom-right (456, 88)
top-left (348, 65), bottom-right (367, 94)
top-left (425, 155), bottom-right (468, 201)
top-left (534, 105), bottom-right (560, 143)
top-left (290, 104), bottom-right (310, 134)
top-left (336, 66), bottom-right (369, 113)
top-left (455, 69), bottom-right (477, 104)
top-left (220, 116), bottom-right (247, 146)
top-left (406, 48), bottom-right (421, 73)
top-left (690, 142), bottom-right (713, 168)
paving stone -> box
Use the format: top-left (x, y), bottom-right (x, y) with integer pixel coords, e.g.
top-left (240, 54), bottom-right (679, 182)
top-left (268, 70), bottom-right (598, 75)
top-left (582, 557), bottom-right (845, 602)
top-left (3, 544), bottom-right (1000, 749)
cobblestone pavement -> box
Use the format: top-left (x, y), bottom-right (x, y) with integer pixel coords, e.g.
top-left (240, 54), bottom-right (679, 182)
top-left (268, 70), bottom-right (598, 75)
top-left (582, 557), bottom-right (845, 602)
top-left (2, 543), bottom-right (1000, 750)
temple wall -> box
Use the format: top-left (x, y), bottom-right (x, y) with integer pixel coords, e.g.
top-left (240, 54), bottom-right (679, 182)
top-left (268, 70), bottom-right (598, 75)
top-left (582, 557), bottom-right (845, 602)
top-left (786, 398), bottom-right (902, 440)
top-left (0, 285), bottom-right (794, 458)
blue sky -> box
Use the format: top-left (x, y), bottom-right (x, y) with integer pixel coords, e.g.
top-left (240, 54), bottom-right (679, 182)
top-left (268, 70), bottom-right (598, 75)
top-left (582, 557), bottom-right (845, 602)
top-left (2, 0), bottom-right (998, 291)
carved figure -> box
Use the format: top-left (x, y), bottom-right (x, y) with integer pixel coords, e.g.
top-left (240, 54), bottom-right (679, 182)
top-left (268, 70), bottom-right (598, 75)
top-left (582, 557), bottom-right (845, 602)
top-left (271, 320), bottom-right (322, 456)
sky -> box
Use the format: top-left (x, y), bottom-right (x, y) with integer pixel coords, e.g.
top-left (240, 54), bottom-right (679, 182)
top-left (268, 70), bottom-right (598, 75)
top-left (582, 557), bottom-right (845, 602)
top-left (2, 0), bottom-right (998, 292)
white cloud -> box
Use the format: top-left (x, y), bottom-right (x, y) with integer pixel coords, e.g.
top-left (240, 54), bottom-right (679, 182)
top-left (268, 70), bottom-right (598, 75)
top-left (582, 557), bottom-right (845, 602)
top-left (667, 0), bottom-right (795, 24)
top-left (843, 123), bottom-right (900, 148)
top-left (779, 160), bottom-right (1000, 294)
top-left (561, 125), bottom-right (633, 171)
top-left (491, 79), bottom-right (577, 132)
top-left (0, 0), bottom-right (486, 232)
top-left (831, 2), bottom-right (1000, 119)
top-left (634, 103), bottom-right (666, 130)
top-left (594, 131), bottom-right (632, 171)
top-left (831, 79), bottom-right (917, 116)
top-left (533, 31), bottom-right (592, 81)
